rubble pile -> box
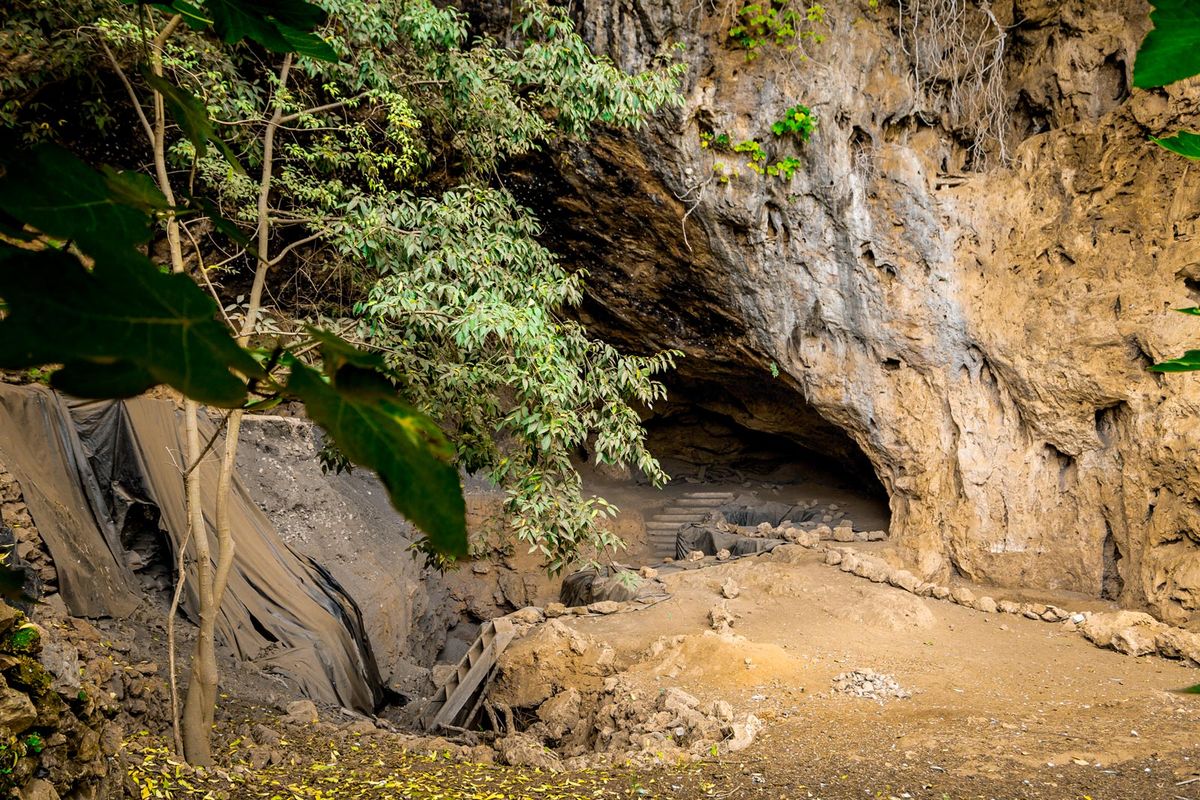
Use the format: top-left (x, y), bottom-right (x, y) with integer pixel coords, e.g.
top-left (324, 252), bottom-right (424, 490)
top-left (831, 669), bottom-right (911, 701)
top-left (487, 620), bottom-right (763, 769)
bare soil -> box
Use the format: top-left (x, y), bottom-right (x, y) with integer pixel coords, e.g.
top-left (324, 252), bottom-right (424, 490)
top-left (554, 547), bottom-right (1200, 799)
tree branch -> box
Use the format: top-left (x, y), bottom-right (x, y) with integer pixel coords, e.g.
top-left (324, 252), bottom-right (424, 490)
top-left (278, 92), bottom-right (370, 125)
top-left (267, 229), bottom-right (327, 266)
top-left (98, 39), bottom-right (154, 145)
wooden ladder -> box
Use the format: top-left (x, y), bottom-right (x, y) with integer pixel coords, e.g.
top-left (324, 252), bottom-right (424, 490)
top-left (419, 617), bottom-right (515, 732)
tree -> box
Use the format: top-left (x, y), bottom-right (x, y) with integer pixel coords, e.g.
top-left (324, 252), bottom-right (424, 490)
top-left (0, 0), bottom-right (684, 762)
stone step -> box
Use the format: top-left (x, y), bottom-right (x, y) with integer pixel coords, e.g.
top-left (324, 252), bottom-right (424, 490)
top-left (651, 514), bottom-right (707, 522)
top-left (681, 492), bottom-right (736, 499)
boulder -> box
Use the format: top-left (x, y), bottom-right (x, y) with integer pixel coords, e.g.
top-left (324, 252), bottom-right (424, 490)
top-left (725, 714), bottom-right (763, 753)
top-left (495, 732), bottom-right (563, 771)
top-left (284, 699), bottom-right (319, 725)
top-left (1079, 611), bottom-right (1163, 656)
top-left (537, 688), bottom-right (582, 740)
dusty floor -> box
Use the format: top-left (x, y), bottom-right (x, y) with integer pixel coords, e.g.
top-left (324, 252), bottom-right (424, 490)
top-left (556, 547), bottom-right (1200, 799)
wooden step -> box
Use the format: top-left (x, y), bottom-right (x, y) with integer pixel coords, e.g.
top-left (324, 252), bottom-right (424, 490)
top-left (420, 618), bottom-right (515, 732)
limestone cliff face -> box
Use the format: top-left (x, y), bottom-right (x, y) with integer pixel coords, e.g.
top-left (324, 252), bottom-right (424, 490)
top-left (538, 0), bottom-right (1200, 624)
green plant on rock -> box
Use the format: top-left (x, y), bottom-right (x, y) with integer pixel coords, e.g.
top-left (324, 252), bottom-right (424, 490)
top-left (728, 1), bottom-right (827, 61)
top-left (713, 161), bottom-right (739, 184)
top-left (771, 103), bottom-right (817, 141)
top-left (699, 131), bottom-right (732, 151)
top-left (733, 139), bottom-right (767, 174)
top-left (766, 156), bottom-right (803, 180)
top-left (4, 624), bottom-right (38, 655)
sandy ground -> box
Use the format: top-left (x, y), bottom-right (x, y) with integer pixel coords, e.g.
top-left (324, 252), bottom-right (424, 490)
top-left (561, 547), bottom-right (1200, 799)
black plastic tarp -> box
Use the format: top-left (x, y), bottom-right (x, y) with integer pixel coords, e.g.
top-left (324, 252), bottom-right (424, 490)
top-left (0, 384), bottom-right (383, 712)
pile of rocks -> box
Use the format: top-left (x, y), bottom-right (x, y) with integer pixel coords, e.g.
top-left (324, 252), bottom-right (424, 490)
top-left (831, 669), bottom-right (911, 701)
top-left (0, 466), bottom-right (57, 595)
top-left (0, 600), bottom-right (156, 799)
top-left (503, 677), bottom-right (762, 770)
top-left (488, 622), bottom-right (762, 769)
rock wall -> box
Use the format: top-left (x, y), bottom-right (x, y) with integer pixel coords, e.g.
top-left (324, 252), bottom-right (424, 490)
top-left (532, 0), bottom-right (1200, 624)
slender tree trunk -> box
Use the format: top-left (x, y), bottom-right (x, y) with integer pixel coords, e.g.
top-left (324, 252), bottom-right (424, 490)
top-left (131, 13), bottom-right (220, 765)
top-left (178, 52), bottom-right (293, 764)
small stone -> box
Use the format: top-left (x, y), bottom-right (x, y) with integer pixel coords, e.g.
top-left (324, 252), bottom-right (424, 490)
top-left (686, 550), bottom-right (705, 562)
top-left (931, 586), bottom-right (951, 601)
top-left (887, 569), bottom-right (920, 594)
top-left (20, 779), bottom-right (59, 800)
top-left (1021, 603), bottom-right (1046, 620)
top-left (639, 566), bottom-right (659, 579)
top-left (716, 548), bottom-right (732, 561)
top-left (0, 688), bottom-right (36, 735)
top-left (975, 596), bottom-right (998, 614)
top-left (865, 530), bottom-right (887, 541)
top-left (545, 602), bottom-right (567, 617)
top-left (708, 603), bottom-right (734, 631)
top-left (471, 563), bottom-right (491, 575)
top-left (997, 600), bottom-right (1021, 614)
top-left (720, 578), bottom-right (740, 599)
top-left (950, 587), bottom-right (976, 607)
top-left (832, 527), bottom-right (855, 543)
top-left (588, 600), bottom-right (621, 615)
top-left (1041, 605), bottom-right (1068, 622)
top-left (252, 724), bottom-right (281, 746)
top-left (344, 719), bottom-right (378, 736)
top-left (824, 550), bottom-right (843, 566)
top-left (509, 607), bottom-right (544, 625)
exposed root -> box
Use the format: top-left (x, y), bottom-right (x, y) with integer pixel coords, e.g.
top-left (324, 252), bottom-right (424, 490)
top-left (897, 0), bottom-right (1010, 168)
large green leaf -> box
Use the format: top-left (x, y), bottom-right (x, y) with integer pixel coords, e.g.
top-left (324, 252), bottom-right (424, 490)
top-left (202, 0), bottom-right (337, 61)
top-left (1134, 0), bottom-right (1200, 88)
top-left (286, 357), bottom-right (467, 557)
top-left (1153, 131), bottom-right (1200, 160)
top-left (140, 69), bottom-right (243, 171)
top-left (0, 144), bottom-right (159, 255)
top-left (0, 247), bottom-right (262, 406)
top-left (1151, 349), bottom-right (1200, 373)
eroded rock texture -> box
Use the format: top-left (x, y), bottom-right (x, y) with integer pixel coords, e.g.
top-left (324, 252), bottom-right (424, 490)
top-left (533, 0), bottom-right (1200, 624)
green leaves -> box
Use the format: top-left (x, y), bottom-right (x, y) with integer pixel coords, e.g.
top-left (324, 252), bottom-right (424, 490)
top-left (1177, 683), bottom-right (1200, 694)
top-left (1152, 131), bottom-right (1200, 160)
top-left (0, 248), bottom-right (263, 405)
top-left (202, 0), bottom-right (337, 61)
top-left (1133, 0), bottom-right (1200, 89)
top-left (1150, 350), bottom-right (1200, 373)
top-left (141, 69), bottom-right (243, 170)
top-left (0, 141), bottom-right (466, 555)
top-left (1151, 310), bottom-right (1200, 372)
top-left (0, 144), bottom-right (160, 254)
top-left (286, 339), bottom-right (467, 559)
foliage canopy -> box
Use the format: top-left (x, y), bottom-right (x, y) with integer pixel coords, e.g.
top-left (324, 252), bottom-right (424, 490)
top-left (0, 0), bottom-right (684, 570)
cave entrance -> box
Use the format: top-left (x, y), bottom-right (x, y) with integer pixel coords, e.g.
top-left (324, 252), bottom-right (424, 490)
top-left (583, 369), bottom-right (892, 561)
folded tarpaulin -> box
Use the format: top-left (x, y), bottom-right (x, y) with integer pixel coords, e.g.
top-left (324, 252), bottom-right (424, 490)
top-left (0, 383), bottom-right (383, 712)
top-left (0, 384), bottom-right (140, 618)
